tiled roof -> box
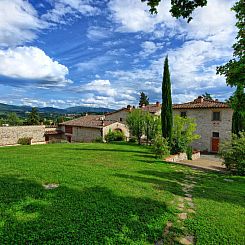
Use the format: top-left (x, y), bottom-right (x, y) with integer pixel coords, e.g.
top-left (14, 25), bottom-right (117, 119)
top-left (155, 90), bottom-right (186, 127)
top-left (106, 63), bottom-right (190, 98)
top-left (60, 115), bottom-right (117, 128)
top-left (44, 130), bottom-right (63, 135)
top-left (105, 107), bottom-right (130, 116)
top-left (141, 104), bottom-right (161, 113)
top-left (173, 97), bottom-right (230, 109)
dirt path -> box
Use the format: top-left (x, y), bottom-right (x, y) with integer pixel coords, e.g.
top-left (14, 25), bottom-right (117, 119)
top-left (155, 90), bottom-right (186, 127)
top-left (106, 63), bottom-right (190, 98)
top-left (155, 170), bottom-right (198, 245)
top-left (178, 154), bottom-right (226, 172)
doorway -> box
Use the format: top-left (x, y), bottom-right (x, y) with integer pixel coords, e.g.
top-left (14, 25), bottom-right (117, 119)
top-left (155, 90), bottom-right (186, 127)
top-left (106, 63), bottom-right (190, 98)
top-left (211, 132), bottom-right (219, 153)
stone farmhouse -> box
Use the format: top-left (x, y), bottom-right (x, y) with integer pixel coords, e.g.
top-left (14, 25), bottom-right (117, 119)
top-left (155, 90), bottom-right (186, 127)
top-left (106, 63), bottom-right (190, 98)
top-left (0, 96), bottom-right (232, 153)
top-left (46, 114), bottom-right (129, 143)
top-left (99, 96), bottom-right (233, 153)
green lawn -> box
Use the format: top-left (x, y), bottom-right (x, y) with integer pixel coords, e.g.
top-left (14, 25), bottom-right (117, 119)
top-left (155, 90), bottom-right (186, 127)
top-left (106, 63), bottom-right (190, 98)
top-left (0, 143), bottom-right (244, 244)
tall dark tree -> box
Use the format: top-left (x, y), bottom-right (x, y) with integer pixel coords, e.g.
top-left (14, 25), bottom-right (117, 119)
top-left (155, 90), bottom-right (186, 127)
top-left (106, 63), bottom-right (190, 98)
top-left (202, 92), bottom-right (213, 100)
top-left (27, 107), bottom-right (40, 125)
top-left (139, 92), bottom-right (149, 107)
top-left (161, 56), bottom-right (173, 143)
top-left (231, 84), bottom-right (245, 135)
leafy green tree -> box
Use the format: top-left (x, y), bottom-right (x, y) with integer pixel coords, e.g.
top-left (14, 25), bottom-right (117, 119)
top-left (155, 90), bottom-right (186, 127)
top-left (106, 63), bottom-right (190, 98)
top-left (144, 112), bottom-right (161, 144)
top-left (231, 84), bottom-right (245, 134)
top-left (139, 92), bottom-right (149, 107)
top-left (161, 56), bottom-right (173, 143)
top-left (141, 0), bottom-right (207, 22)
top-left (27, 108), bottom-right (40, 125)
top-left (7, 112), bottom-right (21, 126)
top-left (126, 109), bottom-right (145, 144)
top-left (202, 92), bottom-right (213, 100)
top-left (0, 118), bottom-right (4, 126)
top-left (219, 132), bottom-right (245, 175)
top-left (171, 115), bottom-right (200, 154)
top-left (217, 0), bottom-right (244, 87)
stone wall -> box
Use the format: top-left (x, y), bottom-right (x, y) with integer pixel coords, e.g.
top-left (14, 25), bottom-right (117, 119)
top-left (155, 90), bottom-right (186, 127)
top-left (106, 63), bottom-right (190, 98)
top-left (173, 108), bottom-right (233, 152)
top-left (0, 125), bottom-right (46, 146)
top-left (165, 151), bottom-right (200, 162)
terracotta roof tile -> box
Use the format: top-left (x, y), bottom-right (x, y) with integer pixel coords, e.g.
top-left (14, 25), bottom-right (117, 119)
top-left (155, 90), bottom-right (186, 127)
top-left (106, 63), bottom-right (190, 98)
top-left (60, 115), bottom-right (117, 128)
top-left (44, 130), bottom-right (63, 135)
top-left (173, 97), bottom-right (230, 109)
top-left (140, 104), bottom-right (161, 113)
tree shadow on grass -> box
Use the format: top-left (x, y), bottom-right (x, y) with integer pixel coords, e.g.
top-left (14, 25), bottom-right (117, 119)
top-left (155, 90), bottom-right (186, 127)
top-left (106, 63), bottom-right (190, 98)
top-left (114, 172), bottom-right (185, 197)
top-left (0, 175), bottom-right (174, 244)
top-left (123, 170), bottom-right (245, 208)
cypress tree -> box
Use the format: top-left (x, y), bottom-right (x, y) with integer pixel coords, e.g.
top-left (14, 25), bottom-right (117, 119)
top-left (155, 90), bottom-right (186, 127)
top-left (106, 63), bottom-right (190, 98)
top-left (161, 56), bottom-right (173, 143)
top-left (231, 84), bottom-right (245, 135)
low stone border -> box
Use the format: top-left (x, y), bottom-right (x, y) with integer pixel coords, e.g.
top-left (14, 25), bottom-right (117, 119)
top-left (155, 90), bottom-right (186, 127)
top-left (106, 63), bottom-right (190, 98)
top-left (165, 151), bottom-right (200, 162)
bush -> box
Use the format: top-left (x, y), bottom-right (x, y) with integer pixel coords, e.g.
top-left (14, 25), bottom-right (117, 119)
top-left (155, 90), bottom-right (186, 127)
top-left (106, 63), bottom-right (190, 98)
top-left (105, 130), bottom-right (125, 143)
top-left (93, 137), bottom-right (104, 143)
top-left (128, 137), bottom-right (137, 143)
top-left (219, 132), bottom-right (245, 175)
top-left (171, 137), bottom-right (188, 154)
top-left (17, 137), bottom-right (32, 145)
top-left (152, 135), bottom-right (170, 159)
top-left (186, 146), bottom-right (193, 160)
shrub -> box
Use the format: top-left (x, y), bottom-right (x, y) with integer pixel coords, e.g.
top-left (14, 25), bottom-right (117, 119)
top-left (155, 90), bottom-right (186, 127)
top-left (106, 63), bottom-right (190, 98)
top-left (128, 137), bottom-right (137, 143)
top-left (93, 137), bottom-right (104, 143)
top-left (219, 132), bottom-right (245, 175)
top-left (152, 135), bottom-right (170, 159)
top-left (171, 137), bottom-right (188, 154)
top-left (17, 137), bottom-right (32, 145)
top-left (186, 146), bottom-right (193, 160)
top-left (105, 130), bottom-right (125, 143)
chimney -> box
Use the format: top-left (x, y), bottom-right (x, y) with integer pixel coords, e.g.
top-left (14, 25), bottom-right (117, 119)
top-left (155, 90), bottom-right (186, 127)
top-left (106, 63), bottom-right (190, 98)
top-left (194, 96), bottom-right (204, 103)
top-left (156, 101), bottom-right (160, 107)
top-left (127, 105), bottom-right (132, 111)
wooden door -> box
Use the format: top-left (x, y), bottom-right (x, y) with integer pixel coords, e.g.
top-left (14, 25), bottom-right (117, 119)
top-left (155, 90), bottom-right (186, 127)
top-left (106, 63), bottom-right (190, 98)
top-left (211, 138), bottom-right (219, 152)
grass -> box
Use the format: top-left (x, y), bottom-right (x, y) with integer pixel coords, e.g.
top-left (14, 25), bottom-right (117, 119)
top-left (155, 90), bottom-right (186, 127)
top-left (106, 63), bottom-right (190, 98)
top-left (0, 143), bottom-right (244, 244)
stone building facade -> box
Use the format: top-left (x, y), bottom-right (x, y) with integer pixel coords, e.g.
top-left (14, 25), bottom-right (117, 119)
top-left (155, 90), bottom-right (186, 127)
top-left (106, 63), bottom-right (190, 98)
top-left (59, 115), bottom-right (129, 143)
top-left (173, 96), bottom-right (233, 152)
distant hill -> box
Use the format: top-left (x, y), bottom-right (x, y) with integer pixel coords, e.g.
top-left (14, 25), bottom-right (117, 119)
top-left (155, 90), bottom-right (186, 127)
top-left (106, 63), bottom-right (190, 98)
top-left (0, 103), bottom-right (115, 116)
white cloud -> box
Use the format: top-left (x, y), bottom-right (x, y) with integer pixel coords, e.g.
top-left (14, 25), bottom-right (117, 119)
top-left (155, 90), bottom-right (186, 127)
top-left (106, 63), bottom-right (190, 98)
top-left (0, 0), bottom-right (47, 47)
top-left (87, 26), bottom-right (111, 40)
top-left (42, 0), bottom-right (100, 24)
top-left (0, 46), bottom-right (72, 87)
top-left (108, 0), bottom-right (156, 32)
top-left (80, 79), bottom-right (117, 97)
top-left (139, 41), bottom-right (162, 57)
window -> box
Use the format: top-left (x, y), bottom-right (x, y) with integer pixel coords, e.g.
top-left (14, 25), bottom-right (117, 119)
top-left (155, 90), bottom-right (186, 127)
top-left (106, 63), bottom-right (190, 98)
top-left (119, 117), bottom-right (123, 122)
top-left (65, 126), bottom-right (73, 134)
top-left (180, 111), bottom-right (187, 118)
top-left (212, 111), bottom-right (221, 121)
top-left (212, 132), bottom-right (219, 138)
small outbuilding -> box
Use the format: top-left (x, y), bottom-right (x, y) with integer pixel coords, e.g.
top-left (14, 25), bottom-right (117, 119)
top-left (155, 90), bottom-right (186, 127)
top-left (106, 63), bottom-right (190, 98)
top-left (59, 115), bottom-right (129, 143)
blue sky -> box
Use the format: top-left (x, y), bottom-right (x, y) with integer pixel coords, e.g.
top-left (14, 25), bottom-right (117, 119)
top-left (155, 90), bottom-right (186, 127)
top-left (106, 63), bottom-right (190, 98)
top-left (0, 0), bottom-right (237, 109)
